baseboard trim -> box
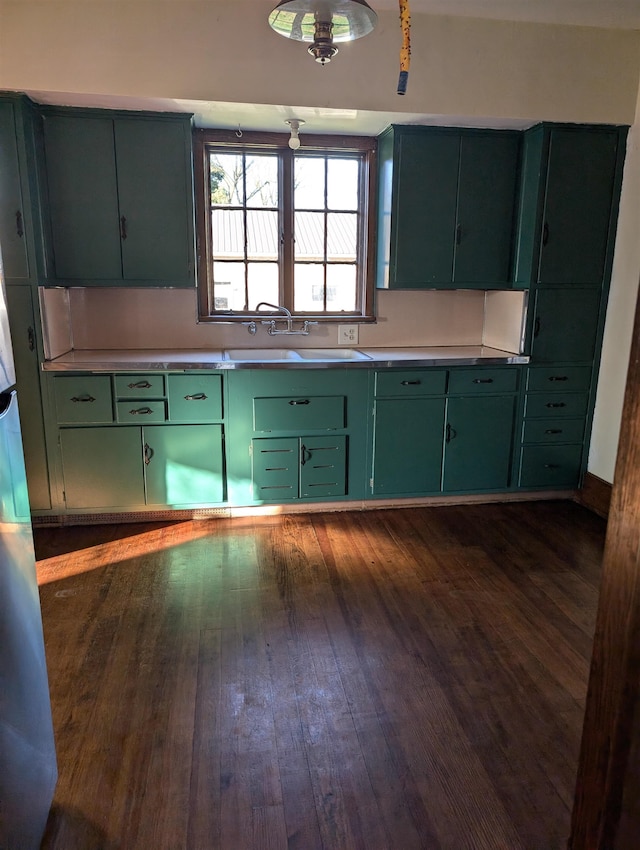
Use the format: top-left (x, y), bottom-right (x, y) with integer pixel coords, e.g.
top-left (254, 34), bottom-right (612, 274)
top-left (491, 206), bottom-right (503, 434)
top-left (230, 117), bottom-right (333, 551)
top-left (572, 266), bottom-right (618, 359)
top-left (32, 490), bottom-right (577, 527)
top-left (575, 472), bottom-right (612, 519)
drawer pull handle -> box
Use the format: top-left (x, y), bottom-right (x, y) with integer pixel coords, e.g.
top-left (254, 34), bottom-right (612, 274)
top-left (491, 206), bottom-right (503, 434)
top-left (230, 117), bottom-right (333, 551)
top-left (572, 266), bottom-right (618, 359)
top-left (144, 443), bottom-right (154, 465)
top-left (184, 393), bottom-right (208, 401)
top-left (129, 406), bottom-right (154, 415)
top-left (401, 380), bottom-right (421, 386)
top-left (289, 399), bottom-right (310, 406)
top-left (544, 463), bottom-right (560, 469)
top-left (446, 423), bottom-right (457, 443)
top-left (128, 380), bottom-right (152, 389)
top-left (546, 402), bottom-right (566, 408)
top-left (473, 378), bottom-right (494, 384)
top-left (71, 395), bottom-right (95, 403)
top-left (544, 429), bottom-right (563, 435)
top-left (548, 376), bottom-right (568, 382)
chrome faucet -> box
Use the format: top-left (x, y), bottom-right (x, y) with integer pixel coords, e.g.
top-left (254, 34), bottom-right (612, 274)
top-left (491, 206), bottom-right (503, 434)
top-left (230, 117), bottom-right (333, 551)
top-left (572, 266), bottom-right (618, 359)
top-left (253, 302), bottom-right (316, 335)
top-left (255, 302), bottom-right (292, 318)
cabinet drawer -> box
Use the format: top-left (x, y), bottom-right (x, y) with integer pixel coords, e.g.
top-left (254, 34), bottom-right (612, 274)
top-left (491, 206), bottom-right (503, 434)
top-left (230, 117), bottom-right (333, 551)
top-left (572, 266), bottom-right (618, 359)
top-left (116, 400), bottom-right (166, 423)
top-left (168, 374), bottom-right (222, 422)
top-left (524, 393), bottom-right (589, 419)
top-left (526, 365), bottom-right (592, 393)
top-left (253, 396), bottom-right (345, 432)
top-left (54, 376), bottom-right (113, 424)
top-left (114, 374), bottom-right (165, 399)
top-left (447, 368), bottom-right (518, 394)
top-left (522, 418), bottom-right (585, 444)
top-left (252, 437), bottom-right (298, 500)
top-left (375, 370), bottom-right (447, 397)
top-left (519, 444), bottom-right (583, 488)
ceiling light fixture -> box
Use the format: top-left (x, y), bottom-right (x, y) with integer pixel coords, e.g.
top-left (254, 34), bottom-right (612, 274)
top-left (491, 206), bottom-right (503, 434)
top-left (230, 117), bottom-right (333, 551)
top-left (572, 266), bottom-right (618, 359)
top-left (285, 119), bottom-right (305, 150)
top-left (268, 0), bottom-right (378, 65)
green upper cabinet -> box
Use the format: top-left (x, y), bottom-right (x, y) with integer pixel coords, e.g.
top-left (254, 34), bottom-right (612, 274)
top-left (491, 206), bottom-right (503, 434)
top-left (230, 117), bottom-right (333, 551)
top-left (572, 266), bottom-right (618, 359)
top-left (0, 96), bottom-right (42, 284)
top-left (41, 109), bottom-right (195, 286)
top-left (377, 126), bottom-right (521, 289)
top-left (514, 124), bottom-right (627, 287)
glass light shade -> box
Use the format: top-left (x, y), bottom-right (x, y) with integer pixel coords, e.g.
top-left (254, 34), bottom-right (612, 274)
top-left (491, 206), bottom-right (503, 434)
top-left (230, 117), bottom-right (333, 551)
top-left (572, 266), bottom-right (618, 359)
top-left (268, 0), bottom-right (378, 43)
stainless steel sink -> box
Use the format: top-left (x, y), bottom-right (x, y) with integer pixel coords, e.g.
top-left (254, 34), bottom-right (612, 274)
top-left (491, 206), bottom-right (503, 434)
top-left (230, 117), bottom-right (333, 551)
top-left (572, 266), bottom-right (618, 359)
top-left (224, 348), bottom-right (302, 361)
top-left (296, 348), bottom-right (371, 361)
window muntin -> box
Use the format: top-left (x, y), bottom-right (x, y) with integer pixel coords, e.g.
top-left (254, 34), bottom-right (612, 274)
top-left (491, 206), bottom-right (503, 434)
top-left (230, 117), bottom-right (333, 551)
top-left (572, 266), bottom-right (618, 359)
top-left (195, 131), bottom-right (376, 321)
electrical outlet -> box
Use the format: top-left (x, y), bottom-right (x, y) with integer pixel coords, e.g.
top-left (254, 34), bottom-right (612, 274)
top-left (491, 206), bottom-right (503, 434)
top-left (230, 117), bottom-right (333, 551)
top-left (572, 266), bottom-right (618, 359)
top-left (338, 324), bottom-right (359, 345)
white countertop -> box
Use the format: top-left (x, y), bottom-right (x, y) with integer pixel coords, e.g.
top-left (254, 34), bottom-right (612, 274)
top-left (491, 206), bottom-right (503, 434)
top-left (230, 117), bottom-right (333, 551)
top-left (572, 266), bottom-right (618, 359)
top-left (42, 346), bottom-right (529, 371)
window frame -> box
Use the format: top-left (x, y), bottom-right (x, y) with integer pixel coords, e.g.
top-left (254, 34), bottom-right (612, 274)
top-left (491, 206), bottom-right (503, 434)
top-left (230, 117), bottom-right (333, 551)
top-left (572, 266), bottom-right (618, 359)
top-left (194, 129), bottom-right (377, 323)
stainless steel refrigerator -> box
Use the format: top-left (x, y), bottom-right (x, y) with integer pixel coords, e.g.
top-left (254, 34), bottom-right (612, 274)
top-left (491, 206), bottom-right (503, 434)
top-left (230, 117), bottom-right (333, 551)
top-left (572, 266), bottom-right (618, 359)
top-left (0, 262), bottom-right (57, 847)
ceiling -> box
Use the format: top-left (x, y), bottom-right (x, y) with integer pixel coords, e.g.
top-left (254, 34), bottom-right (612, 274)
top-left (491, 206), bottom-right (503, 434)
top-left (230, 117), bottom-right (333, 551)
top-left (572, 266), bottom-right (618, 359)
top-left (25, 0), bottom-right (640, 136)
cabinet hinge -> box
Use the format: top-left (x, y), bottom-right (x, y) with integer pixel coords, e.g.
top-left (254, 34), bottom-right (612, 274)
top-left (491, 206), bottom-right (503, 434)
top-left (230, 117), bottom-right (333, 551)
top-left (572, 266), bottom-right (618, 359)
top-left (369, 478), bottom-right (374, 490)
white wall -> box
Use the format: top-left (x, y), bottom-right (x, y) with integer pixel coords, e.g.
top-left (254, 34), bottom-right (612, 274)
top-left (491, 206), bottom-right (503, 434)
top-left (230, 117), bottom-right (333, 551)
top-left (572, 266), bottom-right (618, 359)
top-left (588, 78), bottom-right (640, 483)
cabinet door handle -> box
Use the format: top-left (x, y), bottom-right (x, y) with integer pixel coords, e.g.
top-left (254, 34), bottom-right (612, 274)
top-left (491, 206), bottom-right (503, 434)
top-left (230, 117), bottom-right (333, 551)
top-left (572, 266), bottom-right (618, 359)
top-left (544, 429), bottom-right (563, 434)
top-left (544, 463), bottom-right (560, 469)
top-left (144, 443), bottom-right (154, 465)
top-left (401, 380), bottom-right (421, 386)
top-left (129, 406), bottom-right (154, 415)
top-left (446, 423), bottom-right (457, 443)
top-left (184, 393), bottom-right (208, 401)
top-left (548, 376), bottom-right (568, 382)
top-left (127, 380), bottom-right (152, 389)
top-left (120, 215), bottom-right (128, 241)
top-left (534, 317), bottom-right (541, 338)
top-left (472, 378), bottom-right (494, 384)
top-left (546, 402), bottom-right (566, 408)
top-left (300, 443), bottom-right (308, 466)
top-left (71, 395), bottom-right (95, 403)
top-left (289, 399), bottom-right (310, 406)
top-left (15, 210), bottom-right (24, 238)
top-left (455, 224), bottom-right (462, 245)
top-left (542, 222), bottom-right (549, 246)
top-left (27, 326), bottom-right (35, 352)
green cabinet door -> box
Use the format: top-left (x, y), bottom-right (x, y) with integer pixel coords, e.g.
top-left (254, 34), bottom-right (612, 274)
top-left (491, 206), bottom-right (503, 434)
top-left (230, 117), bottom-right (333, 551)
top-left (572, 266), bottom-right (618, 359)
top-left (144, 424), bottom-right (224, 506)
top-left (454, 132), bottom-right (520, 285)
top-left (372, 398), bottom-right (445, 496)
top-left (530, 288), bottom-right (602, 362)
top-left (538, 128), bottom-right (621, 285)
top-left (60, 426), bottom-right (145, 509)
top-left (43, 114), bottom-right (122, 280)
top-left (0, 102), bottom-right (31, 281)
top-left (5, 286), bottom-right (51, 509)
top-left (114, 118), bottom-right (193, 283)
top-left (299, 436), bottom-right (347, 498)
top-left (443, 395), bottom-right (515, 491)
top-left (252, 437), bottom-right (299, 501)
top-left (392, 131), bottom-right (459, 286)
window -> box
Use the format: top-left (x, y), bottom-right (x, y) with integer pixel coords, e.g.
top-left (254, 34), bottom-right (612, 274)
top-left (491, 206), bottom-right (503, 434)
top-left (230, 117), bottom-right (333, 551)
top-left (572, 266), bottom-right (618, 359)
top-left (194, 130), bottom-right (376, 322)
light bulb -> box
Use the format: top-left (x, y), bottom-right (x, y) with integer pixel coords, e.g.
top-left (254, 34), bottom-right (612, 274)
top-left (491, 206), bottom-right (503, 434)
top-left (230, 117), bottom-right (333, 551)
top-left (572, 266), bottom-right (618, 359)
top-left (288, 135), bottom-right (301, 150)
top-left (286, 119), bottom-right (305, 150)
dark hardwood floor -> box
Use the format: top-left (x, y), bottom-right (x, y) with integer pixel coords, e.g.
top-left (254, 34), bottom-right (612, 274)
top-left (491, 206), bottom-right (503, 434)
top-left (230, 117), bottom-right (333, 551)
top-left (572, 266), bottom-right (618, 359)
top-left (34, 501), bottom-right (606, 850)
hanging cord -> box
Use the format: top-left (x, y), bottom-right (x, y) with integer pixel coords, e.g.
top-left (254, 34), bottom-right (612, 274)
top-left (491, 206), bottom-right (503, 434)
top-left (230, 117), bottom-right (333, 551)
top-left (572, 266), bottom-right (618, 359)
top-left (397, 0), bottom-right (411, 95)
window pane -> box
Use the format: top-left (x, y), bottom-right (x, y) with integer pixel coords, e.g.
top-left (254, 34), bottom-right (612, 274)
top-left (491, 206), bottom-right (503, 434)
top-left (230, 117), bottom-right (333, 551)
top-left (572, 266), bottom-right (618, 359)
top-left (327, 213), bottom-right (357, 261)
top-left (245, 155), bottom-right (279, 208)
top-left (247, 263), bottom-right (279, 311)
top-left (294, 264), bottom-right (325, 312)
top-left (210, 153), bottom-right (244, 205)
top-left (247, 210), bottom-right (279, 260)
top-left (326, 265), bottom-right (357, 311)
top-left (211, 209), bottom-right (244, 259)
top-left (295, 211), bottom-right (324, 260)
top-left (294, 157), bottom-right (325, 210)
top-left (327, 159), bottom-right (359, 210)
top-left (213, 262), bottom-right (246, 311)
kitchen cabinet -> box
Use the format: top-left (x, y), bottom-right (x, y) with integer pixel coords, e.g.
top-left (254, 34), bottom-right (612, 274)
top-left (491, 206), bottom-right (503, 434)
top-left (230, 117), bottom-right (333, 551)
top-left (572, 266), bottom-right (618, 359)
top-left (528, 288), bottom-right (602, 363)
top-left (143, 425), bottom-right (224, 506)
top-left (42, 110), bottom-right (195, 286)
top-left (252, 435), bottom-right (347, 501)
top-left (377, 126), bottom-right (521, 289)
top-left (4, 285), bottom-right (51, 509)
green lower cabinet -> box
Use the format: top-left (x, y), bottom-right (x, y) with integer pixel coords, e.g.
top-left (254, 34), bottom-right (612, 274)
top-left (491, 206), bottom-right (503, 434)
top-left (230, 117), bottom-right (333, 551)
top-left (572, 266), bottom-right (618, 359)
top-left (519, 444), bottom-right (584, 488)
top-left (252, 436), bottom-right (347, 501)
top-left (372, 398), bottom-right (445, 496)
top-left (144, 425), bottom-right (224, 506)
top-left (60, 427), bottom-right (145, 510)
top-left (443, 396), bottom-right (516, 491)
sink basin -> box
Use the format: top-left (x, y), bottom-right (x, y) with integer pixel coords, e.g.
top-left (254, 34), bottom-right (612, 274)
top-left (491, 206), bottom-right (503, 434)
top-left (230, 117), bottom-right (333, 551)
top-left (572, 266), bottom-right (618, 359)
top-left (296, 348), bottom-right (371, 361)
top-left (224, 348), bottom-right (302, 361)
